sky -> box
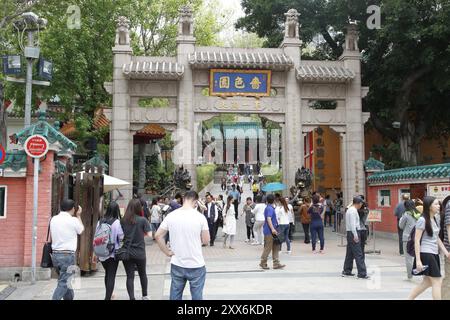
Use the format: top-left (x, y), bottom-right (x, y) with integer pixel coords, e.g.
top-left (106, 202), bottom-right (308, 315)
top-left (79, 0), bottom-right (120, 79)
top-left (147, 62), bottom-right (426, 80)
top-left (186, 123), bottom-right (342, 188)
top-left (212, 0), bottom-right (246, 44)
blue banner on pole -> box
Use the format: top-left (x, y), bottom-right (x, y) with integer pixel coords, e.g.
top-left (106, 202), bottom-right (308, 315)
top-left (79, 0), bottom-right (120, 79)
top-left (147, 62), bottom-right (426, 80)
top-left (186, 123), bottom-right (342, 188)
top-left (210, 69), bottom-right (271, 97)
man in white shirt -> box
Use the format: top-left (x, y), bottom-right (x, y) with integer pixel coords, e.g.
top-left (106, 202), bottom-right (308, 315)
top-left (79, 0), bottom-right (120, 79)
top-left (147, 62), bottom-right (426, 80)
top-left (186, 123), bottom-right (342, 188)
top-left (50, 199), bottom-right (84, 300)
top-left (155, 191), bottom-right (210, 300)
top-left (203, 194), bottom-right (218, 246)
top-left (342, 197), bottom-right (369, 279)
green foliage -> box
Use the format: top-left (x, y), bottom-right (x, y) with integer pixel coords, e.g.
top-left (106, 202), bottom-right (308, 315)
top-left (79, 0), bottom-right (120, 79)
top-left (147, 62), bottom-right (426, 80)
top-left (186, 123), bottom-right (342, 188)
top-left (261, 164), bottom-right (282, 183)
top-left (371, 143), bottom-right (410, 170)
top-left (138, 98), bottom-right (170, 108)
top-left (142, 153), bottom-right (171, 192)
top-left (196, 163), bottom-right (216, 192)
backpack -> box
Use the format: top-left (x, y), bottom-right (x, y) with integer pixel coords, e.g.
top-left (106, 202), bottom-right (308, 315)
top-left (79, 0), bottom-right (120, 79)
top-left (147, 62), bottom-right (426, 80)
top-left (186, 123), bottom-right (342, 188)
top-left (93, 219), bottom-right (115, 258)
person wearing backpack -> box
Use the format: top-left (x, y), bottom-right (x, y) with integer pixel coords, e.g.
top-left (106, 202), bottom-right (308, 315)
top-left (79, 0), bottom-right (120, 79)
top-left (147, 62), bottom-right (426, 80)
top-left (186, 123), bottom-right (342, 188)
top-left (94, 201), bottom-right (124, 300)
top-left (408, 196), bottom-right (450, 300)
top-left (252, 181), bottom-right (260, 201)
top-left (308, 194), bottom-right (325, 254)
top-left (399, 200), bottom-right (421, 280)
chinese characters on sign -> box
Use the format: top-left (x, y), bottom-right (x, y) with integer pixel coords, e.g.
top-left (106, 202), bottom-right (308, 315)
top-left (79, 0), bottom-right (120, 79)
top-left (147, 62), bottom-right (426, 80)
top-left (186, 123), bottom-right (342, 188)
top-left (210, 69), bottom-right (271, 97)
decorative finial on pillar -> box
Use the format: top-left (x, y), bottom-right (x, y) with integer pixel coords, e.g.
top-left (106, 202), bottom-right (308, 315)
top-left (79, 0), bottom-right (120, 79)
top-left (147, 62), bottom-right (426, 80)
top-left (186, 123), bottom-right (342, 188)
top-left (115, 16), bottom-right (130, 46)
top-left (38, 110), bottom-right (47, 121)
top-left (345, 20), bottom-right (359, 51)
top-left (178, 5), bottom-right (194, 36)
top-left (284, 9), bottom-right (300, 39)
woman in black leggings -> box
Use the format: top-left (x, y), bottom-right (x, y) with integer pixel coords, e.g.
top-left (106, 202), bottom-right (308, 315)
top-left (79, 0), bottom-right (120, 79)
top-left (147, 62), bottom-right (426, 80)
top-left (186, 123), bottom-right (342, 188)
top-left (97, 201), bottom-right (124, 300)
top-left (121, 199), bottom-right (152, 300)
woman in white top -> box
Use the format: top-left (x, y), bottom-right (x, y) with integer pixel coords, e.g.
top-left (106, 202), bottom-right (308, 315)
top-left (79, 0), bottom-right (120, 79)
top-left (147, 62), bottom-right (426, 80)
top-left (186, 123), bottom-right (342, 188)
top-left (252, 195), bottom-right (266, 245)
top-left (275, 194), bottom-right (292, 254)
top-left (223, 195), bottom-right (237, 249)
top-left (150, 199), bottom-right (162, 240)
top-left (286, 197), bottom-right (295, 245)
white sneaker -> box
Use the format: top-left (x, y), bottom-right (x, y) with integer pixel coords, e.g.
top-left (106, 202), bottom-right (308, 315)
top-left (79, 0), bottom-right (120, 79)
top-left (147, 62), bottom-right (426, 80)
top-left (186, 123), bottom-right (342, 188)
top-left (245, 239), bottom-right (250, 243)
top-left (287, 251), bottom-right (292, 254)
top-left (142, 296), bottom-right (150, 300)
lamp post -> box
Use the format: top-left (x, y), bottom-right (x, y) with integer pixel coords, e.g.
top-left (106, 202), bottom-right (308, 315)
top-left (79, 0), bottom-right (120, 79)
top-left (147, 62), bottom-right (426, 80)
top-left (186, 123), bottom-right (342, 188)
top-left (6, 12), bottom-right (50, 128)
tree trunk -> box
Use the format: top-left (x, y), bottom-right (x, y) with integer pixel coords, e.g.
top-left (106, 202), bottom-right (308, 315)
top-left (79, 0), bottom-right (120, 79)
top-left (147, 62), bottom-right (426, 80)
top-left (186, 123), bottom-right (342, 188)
top-left (138, 143), bottom-right (146, 194)
top-left (0, 81), bottom-right (6, 148)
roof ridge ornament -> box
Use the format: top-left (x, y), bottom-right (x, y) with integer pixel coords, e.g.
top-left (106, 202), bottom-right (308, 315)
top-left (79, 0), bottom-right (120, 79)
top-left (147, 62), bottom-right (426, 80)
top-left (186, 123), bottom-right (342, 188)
top-left (284, 9), bottom-right (300, 40)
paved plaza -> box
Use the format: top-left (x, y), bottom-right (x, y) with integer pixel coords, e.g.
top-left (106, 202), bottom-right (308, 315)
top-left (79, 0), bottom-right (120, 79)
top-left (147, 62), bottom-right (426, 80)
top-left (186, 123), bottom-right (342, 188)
top-left (2, 183), bottom-right (432, 300)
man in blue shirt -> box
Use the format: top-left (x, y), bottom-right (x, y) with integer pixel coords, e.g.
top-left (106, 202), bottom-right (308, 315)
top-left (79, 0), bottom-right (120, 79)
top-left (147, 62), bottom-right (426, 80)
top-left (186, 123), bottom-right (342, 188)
top-left (260, 194), bottom-right (285, 270)
top-left (229, 184), bottom-right (241, 220)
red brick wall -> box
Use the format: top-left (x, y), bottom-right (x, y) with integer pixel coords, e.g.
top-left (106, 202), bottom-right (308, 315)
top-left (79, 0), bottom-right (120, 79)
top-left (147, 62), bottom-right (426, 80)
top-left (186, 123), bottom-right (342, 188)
top-left (0, 151), bottom-right (54, 267)
top-left (367, 183), bottom-right (411, 233)
top-left (0, 177), bottom-right (26, 267)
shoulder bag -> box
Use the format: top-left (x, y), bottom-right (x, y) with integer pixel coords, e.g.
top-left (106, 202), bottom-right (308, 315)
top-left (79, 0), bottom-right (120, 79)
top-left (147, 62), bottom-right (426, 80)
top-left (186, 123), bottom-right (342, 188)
top-left (115, 222), bottom-right (138, 261)
top-left (40, 219), bottom-right (53, 268)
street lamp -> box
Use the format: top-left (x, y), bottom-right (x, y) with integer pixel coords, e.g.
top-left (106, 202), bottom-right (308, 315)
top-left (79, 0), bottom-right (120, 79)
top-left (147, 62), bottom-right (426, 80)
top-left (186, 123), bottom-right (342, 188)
top-left (7, 12), bottom-right (50, 128)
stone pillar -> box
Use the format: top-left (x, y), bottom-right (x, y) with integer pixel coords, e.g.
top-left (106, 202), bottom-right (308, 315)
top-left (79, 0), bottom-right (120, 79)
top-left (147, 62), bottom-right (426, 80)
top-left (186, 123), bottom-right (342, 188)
top-left (175, 6), bottom-right (197, 190)
top-left (110, 17), bottom-right (133, 203)
top-left (339, 23), bottom-right (365, 199)
top-left (280, 8), bottom-right (303, 190)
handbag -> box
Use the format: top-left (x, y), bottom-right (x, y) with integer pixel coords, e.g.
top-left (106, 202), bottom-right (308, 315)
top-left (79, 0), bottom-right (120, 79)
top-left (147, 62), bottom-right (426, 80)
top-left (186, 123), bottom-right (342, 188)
top-left (275, 225), bottom-right (286, 243)
top-left (41, 221), bottom-right (53, 268)
top-left (115, 222), bottom-right (138, 261)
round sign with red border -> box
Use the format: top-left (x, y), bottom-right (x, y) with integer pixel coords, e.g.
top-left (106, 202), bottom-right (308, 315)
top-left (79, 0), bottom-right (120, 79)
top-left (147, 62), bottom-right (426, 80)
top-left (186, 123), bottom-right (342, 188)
top-left (24, 135), bottom-right (49, 158)
top-left (0, 144), bottom-right (5, 165)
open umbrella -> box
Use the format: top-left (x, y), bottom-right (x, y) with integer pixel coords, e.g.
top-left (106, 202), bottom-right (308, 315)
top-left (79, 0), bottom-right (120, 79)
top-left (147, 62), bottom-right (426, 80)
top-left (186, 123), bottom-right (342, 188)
top-left (262, 182), bottom-right (287, 192)
top-left (74, 172), bottom-right (130, 193)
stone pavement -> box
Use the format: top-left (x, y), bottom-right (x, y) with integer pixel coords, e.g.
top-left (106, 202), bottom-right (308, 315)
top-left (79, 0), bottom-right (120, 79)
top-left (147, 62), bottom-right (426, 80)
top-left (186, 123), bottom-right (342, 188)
top-left (5, 183), bottom-right (432, 300)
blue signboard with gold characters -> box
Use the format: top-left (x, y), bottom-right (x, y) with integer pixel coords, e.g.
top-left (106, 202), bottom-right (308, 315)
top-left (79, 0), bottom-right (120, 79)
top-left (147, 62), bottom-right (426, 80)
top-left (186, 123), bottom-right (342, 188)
top-left (210, 69), bottom-right (271, 97)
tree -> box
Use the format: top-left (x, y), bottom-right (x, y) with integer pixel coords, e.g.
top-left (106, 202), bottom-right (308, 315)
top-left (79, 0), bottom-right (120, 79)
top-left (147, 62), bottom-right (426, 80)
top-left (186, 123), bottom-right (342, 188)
top-left (129, 0), bottom-right (223, 56)
top-left (237, 0), bottom-right (450, 165)
top-left (0, 0), bottom-right (48, 147)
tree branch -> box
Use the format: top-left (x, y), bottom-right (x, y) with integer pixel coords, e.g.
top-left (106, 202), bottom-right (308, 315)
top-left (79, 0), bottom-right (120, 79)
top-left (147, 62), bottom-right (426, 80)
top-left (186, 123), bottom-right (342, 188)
top-left (320, 28), bottom-right (341, 57)
top-left (369, 113), bottom-right (398, 143)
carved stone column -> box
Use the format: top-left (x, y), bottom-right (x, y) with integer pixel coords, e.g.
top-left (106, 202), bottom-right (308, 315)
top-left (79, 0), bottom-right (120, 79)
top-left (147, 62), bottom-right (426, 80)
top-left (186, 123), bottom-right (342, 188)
top-left (175, 6), bottom-right (197, 190)
top-left (111, 16), bottom-right (133, 203)
top-left (339, 23), bottom-right (365, 199)
top-left (280, 8), bottom-right (303, 189)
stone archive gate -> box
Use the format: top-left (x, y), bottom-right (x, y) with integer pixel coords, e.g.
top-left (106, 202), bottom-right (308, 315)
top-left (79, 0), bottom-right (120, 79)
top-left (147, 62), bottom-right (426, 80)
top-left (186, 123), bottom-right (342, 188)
top-left (104, 6), bottom-right (370, 206)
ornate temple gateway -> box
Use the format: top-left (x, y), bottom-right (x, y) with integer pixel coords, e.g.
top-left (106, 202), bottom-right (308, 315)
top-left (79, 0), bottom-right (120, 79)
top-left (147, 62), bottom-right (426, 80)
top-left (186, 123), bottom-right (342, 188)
top-left (105, 6), bottom-right (370, 205)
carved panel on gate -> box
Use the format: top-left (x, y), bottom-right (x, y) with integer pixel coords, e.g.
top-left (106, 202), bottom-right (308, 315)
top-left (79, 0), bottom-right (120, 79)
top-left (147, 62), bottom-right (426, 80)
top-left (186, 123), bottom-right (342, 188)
top-left (129, 80), bottom-right (178, 97)
top-left (130, 107), bottom-right (178, 123)
top-left (301, 84), bottom-right (346, 99)
top-left (301, 104), bottom-right (346, 125)
top-left (194, 97), bottom-right (286, 114)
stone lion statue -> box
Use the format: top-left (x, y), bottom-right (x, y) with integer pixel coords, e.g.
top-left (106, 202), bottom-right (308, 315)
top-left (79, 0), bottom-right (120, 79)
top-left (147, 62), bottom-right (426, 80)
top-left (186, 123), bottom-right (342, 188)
top-left (178, 5), bottom-right (193, 36)
top-left (284, 9), bottom-right (300, 39)
top-left (115, 16), bottom-right (130, 46)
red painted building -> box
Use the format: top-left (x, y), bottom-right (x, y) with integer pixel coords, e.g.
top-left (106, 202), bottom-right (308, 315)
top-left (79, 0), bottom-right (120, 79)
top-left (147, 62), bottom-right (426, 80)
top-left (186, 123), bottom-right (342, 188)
top-left (365, 158), bottom-right (450, 237)
top-left (0, 113), bottom-right (76, 281)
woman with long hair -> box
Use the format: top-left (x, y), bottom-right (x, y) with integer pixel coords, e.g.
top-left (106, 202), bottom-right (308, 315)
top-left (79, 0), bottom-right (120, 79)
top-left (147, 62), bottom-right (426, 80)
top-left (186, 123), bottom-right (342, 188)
top-left (96, 201), bottom-right (124, 300)
top-left (222, 195), bottom-right (237, 249)
top-left (409, 196), bottom-right (450, 300)
top-left (121, 199), bottom-right (152, 300)
top-left (308, 194), bottom-right (325, 254)
top-left (275, 194), bottom-right (291, 254)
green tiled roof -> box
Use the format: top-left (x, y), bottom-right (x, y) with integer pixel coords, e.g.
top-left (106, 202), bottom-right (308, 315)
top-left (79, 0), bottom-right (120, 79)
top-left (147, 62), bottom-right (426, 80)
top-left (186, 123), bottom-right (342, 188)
top-left (368, 163), bottom-right (450, 185)
top-left (364, 157), bottom-right (385, 171)
top-left (10, 111), bottom-right (77, 153)
top-left (0, 150), bottom-right (27, 171)
top-left (212, 122), bottom-right (263, 139)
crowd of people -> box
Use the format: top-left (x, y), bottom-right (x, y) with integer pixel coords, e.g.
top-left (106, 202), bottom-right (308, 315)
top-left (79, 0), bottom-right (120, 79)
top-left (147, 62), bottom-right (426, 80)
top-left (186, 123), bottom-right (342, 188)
top-left (47, 173), bottom-right (450, 301)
